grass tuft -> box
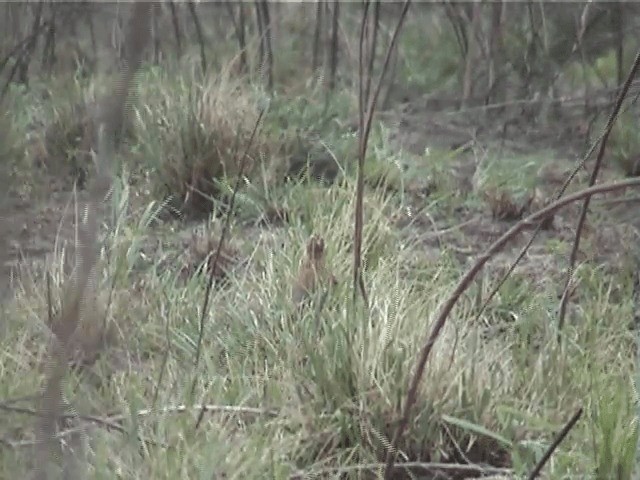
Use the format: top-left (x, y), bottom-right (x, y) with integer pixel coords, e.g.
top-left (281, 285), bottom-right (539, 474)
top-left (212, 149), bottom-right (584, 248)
top-left (134, 63), bottom-right (275, 216)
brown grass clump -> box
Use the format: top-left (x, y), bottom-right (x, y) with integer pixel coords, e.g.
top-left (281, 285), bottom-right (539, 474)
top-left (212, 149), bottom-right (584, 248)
top-left (617, 153), bottom-right (640, 177)
top-left (38, 102), bottom-right (86, 168)
top-left (25, 135), bottom-right (49, 170)
top-left (530, 162), bottom-right (586, 230)
top-left (179, 231), bottom-right (240, 285)
top-left (292, 235), bottom-right (337, 307)
top-left (529, 186), bottom-right (555, 230)
top-left (258, 205), bottom-right (290, 227)
top-left (285, 150), bottom-right (341, 186)
top-left (147, 67), bottom-right (275, 217)
top-left (536, 162), bottom-right (584, 188)
top-left (482, 187), bottom-right (532, 222)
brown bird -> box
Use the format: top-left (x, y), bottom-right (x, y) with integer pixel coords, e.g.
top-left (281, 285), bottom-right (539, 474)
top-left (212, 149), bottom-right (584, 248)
top-left (292, 235), bottom-right (337, 307)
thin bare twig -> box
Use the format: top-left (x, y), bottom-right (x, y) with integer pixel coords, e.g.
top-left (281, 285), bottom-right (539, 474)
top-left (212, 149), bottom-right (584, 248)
top-left (186, 1), bottom-right (207, 76)
top-left (417, 81), bottom-right (640, 117)
top-left (1, 400), bottom-right (278, 424)
top-left (327, 0), bottom-right (339, 91)
top-left (353, 0), bottom-right (372, 306)
top-left (0, 402), bottom-right (165, 450)
top-left (191, 108), bottom-right (266, 428)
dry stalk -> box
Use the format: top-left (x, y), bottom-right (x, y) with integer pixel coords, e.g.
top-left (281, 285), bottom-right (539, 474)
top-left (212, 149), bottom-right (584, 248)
top-left (353, 0), bottom-right (410, 308)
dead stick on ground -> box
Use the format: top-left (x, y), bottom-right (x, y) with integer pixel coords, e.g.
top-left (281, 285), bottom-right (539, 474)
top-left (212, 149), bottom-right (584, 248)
top-left (383, 176), bottom-right (640, 479)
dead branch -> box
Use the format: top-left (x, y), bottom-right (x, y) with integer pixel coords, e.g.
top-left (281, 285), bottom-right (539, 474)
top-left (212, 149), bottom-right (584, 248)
top-left (461, 1), bottom-right (481, 108)
top-left (224, 1), bottom-right (248, 74)
top-left (168, 1), bottom-right (183, 60)
top-left (363, 1), bottom-right (380, 104)
top-left (254, 0), bottom-right (273, 90)
top-left (0, 4), bottom-right (48, 105)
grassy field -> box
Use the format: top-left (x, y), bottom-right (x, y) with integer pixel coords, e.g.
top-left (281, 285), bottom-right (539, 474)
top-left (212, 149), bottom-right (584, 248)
top-left (1, 5), bottom-right (640, 480)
